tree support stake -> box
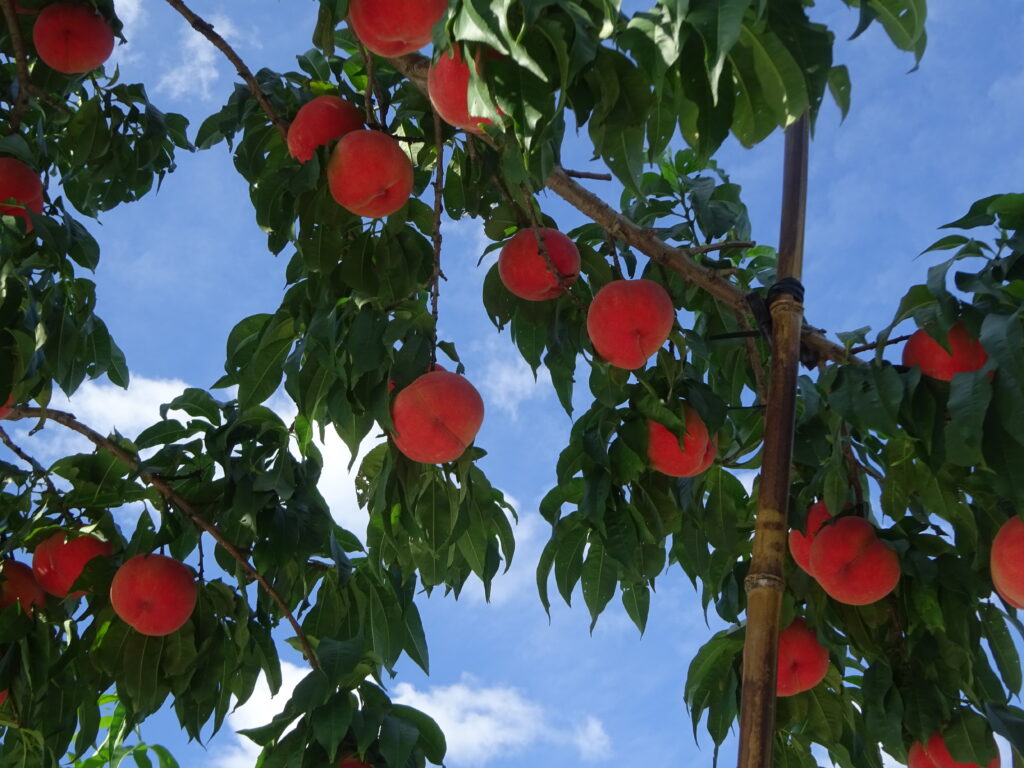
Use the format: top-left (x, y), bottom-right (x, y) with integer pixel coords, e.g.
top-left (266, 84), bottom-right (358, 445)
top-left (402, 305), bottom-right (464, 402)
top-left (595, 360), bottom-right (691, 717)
top-left (737, 113), bottom-right (810, 768)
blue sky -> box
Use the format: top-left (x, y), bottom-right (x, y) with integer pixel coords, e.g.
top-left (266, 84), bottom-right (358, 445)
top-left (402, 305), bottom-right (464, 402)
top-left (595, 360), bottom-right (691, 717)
top-left (5, 1), bottom-right (1024, 766)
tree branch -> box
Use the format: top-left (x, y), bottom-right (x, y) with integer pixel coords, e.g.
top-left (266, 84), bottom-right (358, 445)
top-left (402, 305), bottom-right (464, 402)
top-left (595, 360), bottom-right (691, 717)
top-left (848, 333), bottom-right (913, 356)
top-left (562, 169), bottom-right (612, 181)
top-left (0, 425), bottom-right (77, 526)
top-left (9, 407), bottom-right (320, 672)
top-left (161, 0), bottom-right (288, 139)
top-left (0, 0), bottom-right (32, 132)
top-left (430, 111), bottom-right (445, 362)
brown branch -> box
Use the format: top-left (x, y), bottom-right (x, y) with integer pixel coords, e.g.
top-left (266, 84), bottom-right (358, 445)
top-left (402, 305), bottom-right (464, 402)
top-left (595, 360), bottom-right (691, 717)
top-left (0, 425), bottom-right (77, 526)
top-left (430, 111), bottom-right (445, 363)
top-left (161, 0), bottom-right (288, 139)
top-left (386, 51), bottom-right (852, 368)
top-left (1, 0), bottom-right (31, 132)
top-left (9, 406), bottom-right (319, 671)
top-left (849, 333), bottom-right (914, 356)
top-left (562, 169), bottom-right (612, 181)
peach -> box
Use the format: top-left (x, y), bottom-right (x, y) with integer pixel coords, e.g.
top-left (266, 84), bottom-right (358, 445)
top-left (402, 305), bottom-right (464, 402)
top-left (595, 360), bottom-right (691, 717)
top-left (0, 560), bottom-right (45, 615)
top-left (908, 732), bottom-right (1000, 768)
top-left (328, 130), bottom-right (413, 218)
top-left (0, 395), bottom-right (13, 419)
top-left (287, 96), bottom-right (363, 163)
top-left (427, 47), bottom-right (495, 134)
top-left (776, 618), bottom-right (829, 697)
top-left (991, 516), bottom-right (1024, 608)
top-left (586, 279), bottom-right (675, 369)
top-left (0, 690), bottom-right (6, 707)
top-left (347, 0), bottom-right (447, 57)
top-left (391, 370), bottom-right (484, 464)
top-left (110, 554), bottom-right (197, 636)
top-left (809, 516), bottom-right (900, 605)
top-left (902, 324), bottom-right (988, 381)
top-left (32, 3), bottom-right (114, 74)
top-left (498, 228), bottom-right (580, 301)
top-left (32, 531), bottom-right (113, 598)
top-left (788, 500), bottom-right (832, 575)
top-left (647, 407), bottom-right (712, 478)
top-left (338, 759), bottom-right (371, 768)
top-left (0, 157), bottom-right (44, 231)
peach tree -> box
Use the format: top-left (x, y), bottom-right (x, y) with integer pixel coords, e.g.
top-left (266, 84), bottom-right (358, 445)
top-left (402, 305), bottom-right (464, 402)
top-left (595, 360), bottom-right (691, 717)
top-left (1, 1), bottom-right (1023, 768)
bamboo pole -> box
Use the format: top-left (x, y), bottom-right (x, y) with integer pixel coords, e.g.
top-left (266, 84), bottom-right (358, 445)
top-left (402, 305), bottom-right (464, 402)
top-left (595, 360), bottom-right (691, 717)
top-left (737, 114), bottom-right (810, 768)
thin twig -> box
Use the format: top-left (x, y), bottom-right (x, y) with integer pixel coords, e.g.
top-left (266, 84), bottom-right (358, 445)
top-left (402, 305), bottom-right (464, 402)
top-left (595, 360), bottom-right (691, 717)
top-left (562, 169), bottom-right (612, 181)
top-left (689, 240), bottom-right (756, 256)
top-left (0, 0), bottom-right (32, 132)
top-left (849, 333), bottom-right (913, 356)
top-left (0, 425), bottom-right (77, 526)
top-left (606, 234), bottom-right (624, 278)
top-left (519, 185), bottom-right (581, 304)
top-left (161, 0), bottom-right (288, 139)
top-left (9, 407), bottom-right (320, 671)
top-left (734, 312), bottom-right (767, 403)
top-left (430, 111), bottom-right (445, 363)
top-left (354, 38), bottom-right (380, 128)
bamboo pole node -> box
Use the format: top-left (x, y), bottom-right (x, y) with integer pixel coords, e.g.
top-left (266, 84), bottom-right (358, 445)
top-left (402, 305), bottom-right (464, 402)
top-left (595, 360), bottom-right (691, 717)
top-left (744, 573), bottom-right (785, 593)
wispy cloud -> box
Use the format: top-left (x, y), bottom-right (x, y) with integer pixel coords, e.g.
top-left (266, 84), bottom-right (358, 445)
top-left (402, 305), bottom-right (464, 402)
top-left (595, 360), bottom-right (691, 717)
top-left (157, 13), bottom-right (242, 101)
top-left (211, 661), bottom-right (307, 768)
top-left (393, 674), bottom-right (612, 765)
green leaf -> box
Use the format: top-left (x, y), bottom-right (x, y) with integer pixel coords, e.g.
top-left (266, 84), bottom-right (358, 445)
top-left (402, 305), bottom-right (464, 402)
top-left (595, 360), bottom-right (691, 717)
top-left (621, 584), bottom-right (650, 634)
top-left (827, 65), bottom-right (851, 119)
top-left (581, 539), bottom-right (616, 630)
top-left (688, 0), bottom-right (755, 97)
top-left (391, 704), bottom-right (447, 764)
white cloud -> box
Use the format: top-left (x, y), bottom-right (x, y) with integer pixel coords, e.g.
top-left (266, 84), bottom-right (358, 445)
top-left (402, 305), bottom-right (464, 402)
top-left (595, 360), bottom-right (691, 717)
top-left (479, 353), bottom-right (551, 418)
top-left (393, 675), bottom-right (612, 765)
top-left (158, 13), bottom-right (241, 101)
top-left (108, 0), bottom-right (146, 65)
top-left (211, 661), bottom-right (307, 768)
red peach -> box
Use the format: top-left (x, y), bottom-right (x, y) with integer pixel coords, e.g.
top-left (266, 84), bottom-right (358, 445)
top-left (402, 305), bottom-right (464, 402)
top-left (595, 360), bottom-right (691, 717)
top-left (909, 732), bottom-right (1000, 768)
top-left (902, 324), bottom-right (988, 381)
top-left (347, 0), bottom-right (447, 57)
top-left (338, 759), bottom-right (372, 768)
top-left (391, 370), bottom-right (484, 464)
top-left (776, 618), bottom-right (829, 697)
top-left (0, 690), bottom-right (7, 707)
top-left (32, 3), bottom-right (114, 74)
top-left (427, 47), bottom-right (495, 134)
top-left (694, 434), bottom-right (718, 475)
top-left (287, 96), bottom-right (364, 163)
top-left (0, 157), bottom-right (44, 231)
top-left (498, 228), bottom-right (580, 301)
top-left (647, 407), bottom-right (711, 478)
top-left (328, 130), bottom-right (413, 218)
top-left (32, 531), bottom-right (113, 598)
top-left (788, 500), bottom-right (832, 576)
top-left (0, 395), bottom-right (13, 419)
top-left (586, 279), bottom-right (675, 370)
top-left (110, 554), bottom-right (197, 637)
top-left (0, 560), bottom-right (46, 615)
top-left (809, 516), bottom-right (900, 605)
top-left (991, 516), bottom-right (1024, 608)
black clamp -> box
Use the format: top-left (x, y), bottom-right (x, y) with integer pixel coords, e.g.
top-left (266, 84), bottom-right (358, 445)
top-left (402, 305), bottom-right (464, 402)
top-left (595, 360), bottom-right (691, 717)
top-left (745, 278), bottom-right (806, 339)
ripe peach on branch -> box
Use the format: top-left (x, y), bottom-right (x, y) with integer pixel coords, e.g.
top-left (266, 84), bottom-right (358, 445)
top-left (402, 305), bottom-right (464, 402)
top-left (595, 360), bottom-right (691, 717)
top-left (347, 0), bottom-right (447, 57)
top-left (32, 531), bottom-right (113, 598)
top-left (287, 95), bottom-right (363, 163)
top-left (31, 3), bottom-right (114, 74)
top-left (902, 323), bottom-right (988, 381)
top-left (391, 370), bottom-right (484, 464)
top-left (327, 130), bottom-right (413, 218)
top-left (587, 279), bottom-right (675, 370)
top-left (0, 157), bottom-right (43, 231)
top-left (808, 516), bottom-right (900, 605)
top-left (498, 228), bottom-right (581, 301)
top-left (110, 554), bottom-right (197, 637)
